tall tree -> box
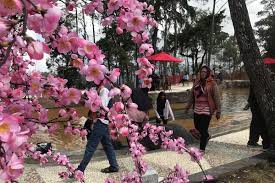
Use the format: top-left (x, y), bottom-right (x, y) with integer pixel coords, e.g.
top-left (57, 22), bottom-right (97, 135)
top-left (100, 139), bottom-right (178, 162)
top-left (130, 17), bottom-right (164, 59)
top-left (217, 36), bottom-right (241, 74)
top-left (255, 0), bottom-right (275, 58)
top-left (173, 10), bottom-right (228, 73)
top-left (97, 26), bottom-right (136, 86)
top-left (228, 0), bottom-right (275, 149)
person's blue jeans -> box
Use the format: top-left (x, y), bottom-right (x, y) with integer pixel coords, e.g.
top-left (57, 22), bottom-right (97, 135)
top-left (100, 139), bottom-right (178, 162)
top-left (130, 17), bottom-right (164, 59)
top-left (77, 120), bottom-right (118, 172)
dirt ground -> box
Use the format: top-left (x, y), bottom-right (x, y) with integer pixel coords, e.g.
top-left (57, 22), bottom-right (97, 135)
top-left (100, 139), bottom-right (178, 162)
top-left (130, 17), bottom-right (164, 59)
top-left (217, 163), bottom-right (275, 183)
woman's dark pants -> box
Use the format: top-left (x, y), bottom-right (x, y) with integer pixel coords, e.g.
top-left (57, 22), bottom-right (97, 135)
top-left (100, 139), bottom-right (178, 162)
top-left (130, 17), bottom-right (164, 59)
top-left (194, 113), bottom-right (211, 151)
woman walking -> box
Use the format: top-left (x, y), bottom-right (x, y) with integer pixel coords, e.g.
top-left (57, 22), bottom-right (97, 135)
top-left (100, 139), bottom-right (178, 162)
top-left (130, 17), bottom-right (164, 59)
top-left (154, 92), bottom-right (175, 125)
top-left (185, 66), bottom-right (221, 153)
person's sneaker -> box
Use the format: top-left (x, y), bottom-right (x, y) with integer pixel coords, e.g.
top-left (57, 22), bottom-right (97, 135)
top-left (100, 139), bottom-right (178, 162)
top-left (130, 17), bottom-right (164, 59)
top-left (100, 166), bottom-right (119, 173)
top-left (199, 150), bottom-right (205, 156)
top-left (247, 142), bottom-right (262, 148)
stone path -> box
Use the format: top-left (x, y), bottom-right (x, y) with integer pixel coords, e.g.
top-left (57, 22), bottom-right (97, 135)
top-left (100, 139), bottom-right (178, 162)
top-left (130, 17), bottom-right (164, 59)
top-left (18, 127), bottom-right (267, 183)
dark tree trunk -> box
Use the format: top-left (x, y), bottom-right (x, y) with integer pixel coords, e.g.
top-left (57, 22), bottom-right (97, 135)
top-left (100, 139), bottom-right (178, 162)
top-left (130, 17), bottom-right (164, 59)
top-left (228, 0), bottom-right (275, 148)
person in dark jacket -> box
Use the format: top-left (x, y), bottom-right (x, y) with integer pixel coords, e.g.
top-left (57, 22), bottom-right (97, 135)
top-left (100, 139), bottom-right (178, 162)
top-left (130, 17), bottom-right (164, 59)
top-left (246, 85), bottom-right (270, 149)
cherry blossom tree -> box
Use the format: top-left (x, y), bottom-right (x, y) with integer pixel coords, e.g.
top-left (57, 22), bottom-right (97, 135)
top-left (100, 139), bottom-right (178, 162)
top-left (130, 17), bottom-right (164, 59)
top-left (0, 0), bottom-right (209, 182)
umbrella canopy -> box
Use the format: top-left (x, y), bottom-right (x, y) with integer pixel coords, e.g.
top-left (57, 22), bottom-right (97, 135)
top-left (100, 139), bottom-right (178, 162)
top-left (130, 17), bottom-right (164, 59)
top-left (264, 57), bottom-right (275, 64)
top-left (147, 52), bottom-right (183, 63)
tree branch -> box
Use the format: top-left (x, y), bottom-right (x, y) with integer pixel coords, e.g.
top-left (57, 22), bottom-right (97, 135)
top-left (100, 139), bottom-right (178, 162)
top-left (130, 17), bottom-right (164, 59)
top-left (0, 0), bottom-right (28, 68)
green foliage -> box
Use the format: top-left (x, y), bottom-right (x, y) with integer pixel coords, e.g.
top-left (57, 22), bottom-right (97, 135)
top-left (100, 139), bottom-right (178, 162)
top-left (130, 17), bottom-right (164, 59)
top-left (97, 26), bottom-right (136, 86)
top-left (255, 0), bottom-right (275, 57)
top-left (217, 36), bottom-right (241, 71)
top-left (57, 67), bottom-right (89, 89)
top-left (171, 10), bottom-right (228, 73)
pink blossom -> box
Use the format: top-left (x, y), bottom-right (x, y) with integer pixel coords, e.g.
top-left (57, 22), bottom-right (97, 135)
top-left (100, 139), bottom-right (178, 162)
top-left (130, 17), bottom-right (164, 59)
top-left (83, 42), bottom-right (96, 55)
top-left (116, 27), bottom-right (123, 35)
top-left (83, 63), bottom-right (107, 84)
top-left (80, 129), bottom-right (88, 137)
top-left (1, 130), bottom-right (28, 152)
top-left (120, 85), bottom-right (132, 100)
top-left (71, 54), bottom-right (78, 59)
top-left (189, 147), bottom-right (203, 162)
top-left (108, 68), bottom-right (120, 83)
top-left (124, 12), bottom-right (146, 32)
top-left (105, 177), bottom-right (116, 183)
top-left (0, 18), bottom-right (10, 37)
top-left (72, 58), bottom-right (84, 69)
top-left (62, 88), bottom-right (81, 105)
top-left (66, 1), bottom-right (75, 11)
top-left (119, 127), bottom-right (129, 137)
top-left (16, 36), bottom-right (26, 48)
top-left (142, 78), bottom-right (152, 88)
top-left (74, 170), bottom-right (84, 181)
top-left (72, 128), bottom-right (80, 135)
top-left (0, 114), bottom-right (20, 140)
top-left (27, 41), bottom-right (44, 60)
top-left (0, 0), bottom-right (22, 16)
top-left (203, 175), bottom-right (214, 181)
top-left (59, 109), bottom-right (68, 117)
top-left (27, 14), bottom-right (43, 33)
top-left (57, 36), bottom-right (72, 54)
top-left (148, 18), bottom-right (158, 28)
top-left (107, 0), bottom-right (121, 14)
top-left (166, 164), bottom-right (189, 183)
top-left (147, 5), bottom-right (154, 13)
top-left (39, 154), bottom-right (49, 165)
top-left (127, 102), bottom-right (138, 109)
top-left (29, 79), bottom-right (42, 95)
top-left (64, 125), bottom-right (73, 135)
top-left (59, 171), bottom-right (69, 179)
top-left (81, 42), bottom-right (105, 63)
top-left (58, 25), bottom-right (68, 36)
top-left (137, 58), bottom-right (150, 67)
top-left (113, 102), bottom-right (124, 113)
top-left (108, 87), bottom-right (121, 98)
top-left (0, 153), bottom-right (24, 181)
top-left (101, 16), bottom-right (114, 27)
top-left (48, 123), bottom-right (59, 134)
top-left (135, 68), bottom-right (148, 79)
top-left (38, 108), bottom-right (48, 124)
top-left (85, 89), bottom-right (102, 112)
top-left (69, 108), bottom-right (79, 120)
top-left (11, 88), bottom-right (25, 99)
top-left (43, 7), bottom-right (62, 33)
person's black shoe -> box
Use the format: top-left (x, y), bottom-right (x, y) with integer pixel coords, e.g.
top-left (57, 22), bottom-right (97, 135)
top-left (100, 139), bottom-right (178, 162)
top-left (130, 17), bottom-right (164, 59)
top-left (247, 142), bottom-right (262, 148)
top-left (100, 166), bottom-right (119, 173)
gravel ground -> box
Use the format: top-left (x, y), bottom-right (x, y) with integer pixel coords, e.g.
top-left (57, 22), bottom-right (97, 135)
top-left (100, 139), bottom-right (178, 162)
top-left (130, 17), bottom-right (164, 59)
top-left (20, 128), bottom-right (265, 183)
top-left (218, 163), bottom-right (275, 183)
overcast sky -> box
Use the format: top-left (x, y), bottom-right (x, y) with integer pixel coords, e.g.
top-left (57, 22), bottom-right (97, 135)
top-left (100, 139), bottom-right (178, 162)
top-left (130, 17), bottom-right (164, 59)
top-left (31, 0), bottom-right (264, 72)
top-left (189, 0), bottom-right (263, 35)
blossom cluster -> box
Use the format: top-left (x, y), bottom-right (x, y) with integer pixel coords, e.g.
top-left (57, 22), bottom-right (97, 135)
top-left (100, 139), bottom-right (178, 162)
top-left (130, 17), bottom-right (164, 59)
top-left (0, 0), bottom-right (207, 182)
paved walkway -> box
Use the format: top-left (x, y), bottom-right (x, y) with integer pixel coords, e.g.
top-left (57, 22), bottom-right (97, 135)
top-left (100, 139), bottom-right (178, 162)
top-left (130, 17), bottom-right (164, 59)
top-left (149, 83), bottom-right (192, 94)
top-left (19, 126), bottom-right (266, 183)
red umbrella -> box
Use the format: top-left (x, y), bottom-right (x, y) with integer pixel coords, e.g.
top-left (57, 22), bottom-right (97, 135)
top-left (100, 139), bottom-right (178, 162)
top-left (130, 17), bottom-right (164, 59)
top-left (263, 57), bottom-right (275, 64)
top-left (147, 52), bottom-right (183, 63)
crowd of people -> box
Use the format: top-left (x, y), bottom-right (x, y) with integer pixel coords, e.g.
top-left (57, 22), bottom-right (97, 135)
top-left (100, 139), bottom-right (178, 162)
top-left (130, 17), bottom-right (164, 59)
top-left (69, 65), bottom-right (270, 177)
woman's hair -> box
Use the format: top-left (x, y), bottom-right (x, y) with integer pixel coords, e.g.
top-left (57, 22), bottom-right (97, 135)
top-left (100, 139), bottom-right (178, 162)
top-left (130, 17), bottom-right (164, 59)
top-left (131, 88), bottom-right (151, 112)
top-left (200, 65), bottom-right (211, 78)
top-left (157, 91), bottom-right (166, 101)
